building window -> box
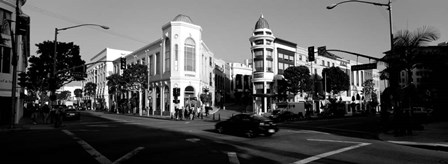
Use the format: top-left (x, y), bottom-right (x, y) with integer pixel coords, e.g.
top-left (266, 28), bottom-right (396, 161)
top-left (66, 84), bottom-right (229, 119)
top-left (175, 44), bottom-right (178, 61)
top-left (266, 31), bottom-right (272, 35)
top-left (299, 55), bottom-right (302, 61)
top-left (255, 39), bottom-right (263, 45)
top-left (322, 60), bottom-right (325, 66)
top-left (267, 60), bottom-right (272, 72)
top-left (254, 60), bottom-right (263, 72)
top-left (156, 52), bottom-right (161, 74)
top-left (0, 10), bottom-right (12, 35)
top-left (142, 57), bottom-right (146, 65)
top-left (266, 49), bottom-right (273, 58)
top-left (254, 83), bottom-right (264, 94)
top-left (209, 57), bottom-right (212, 66)
top-left (254, 31), bottom-right (263, 35)
top-left (149, 55), bottom-right (154, 76)
top-left (184, 38), bottom-right (196, 72)
top-left (254, 49), bottom-right (263, 57)
top-left (266, 40), bottom-right (272, 45)
top-left (165, 38), bottom-right (170, 72)
top-left (210, 72), bottom-right (213, 86)
top-left (1, 46), bottom-right (11, 73)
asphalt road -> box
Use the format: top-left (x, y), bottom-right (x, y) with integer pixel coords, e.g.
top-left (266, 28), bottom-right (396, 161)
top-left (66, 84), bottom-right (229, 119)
top-left (1, 111), bottom-right (447, 164)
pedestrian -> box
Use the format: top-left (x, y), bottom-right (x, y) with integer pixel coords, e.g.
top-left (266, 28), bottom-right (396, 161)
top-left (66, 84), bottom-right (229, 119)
top-left (42, 104), bottom-right (50, 124)
top-left (30, 104), bottom-right (39, 125)
top-left (54, 106), bottom-right (65, 128)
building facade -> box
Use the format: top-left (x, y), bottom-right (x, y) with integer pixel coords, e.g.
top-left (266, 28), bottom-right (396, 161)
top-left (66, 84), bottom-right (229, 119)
top-left (0, 0), bottom-right (29, 125)
top-left (112, 14), bottom-right (215, 117)
top-left (84, 48), bottom-right (131, 111)
top-left (249, 15), bottom-right (381, 114)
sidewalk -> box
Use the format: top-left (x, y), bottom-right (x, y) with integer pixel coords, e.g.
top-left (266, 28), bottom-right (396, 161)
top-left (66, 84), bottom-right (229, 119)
top-left (378, 121), bottom-right (448, 151)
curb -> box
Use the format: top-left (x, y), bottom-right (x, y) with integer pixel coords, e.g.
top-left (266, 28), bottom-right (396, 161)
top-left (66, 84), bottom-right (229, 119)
top-left (386, 141), bottom-right (448, 152)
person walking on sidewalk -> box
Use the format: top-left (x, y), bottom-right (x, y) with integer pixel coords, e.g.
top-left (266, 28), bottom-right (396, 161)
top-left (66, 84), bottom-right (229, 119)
top-left (54, 106), bottom-right (65, 128)
top-left (30, 104), bottom-right (39, 125)
top-left (42, 104), bottom-right (50, 124)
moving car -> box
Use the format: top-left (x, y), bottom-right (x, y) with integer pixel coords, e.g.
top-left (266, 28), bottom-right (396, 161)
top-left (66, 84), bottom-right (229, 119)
top-left (269, 110), bottom-right (299, 122)
top-left (215, 114), bottom-right (279, 137)
top-left (64, 108), bottom-right (81, 120)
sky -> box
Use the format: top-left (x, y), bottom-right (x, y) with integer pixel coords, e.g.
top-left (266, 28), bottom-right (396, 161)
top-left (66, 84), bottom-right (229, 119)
top-left (22, 0), bottom-right (448, 67)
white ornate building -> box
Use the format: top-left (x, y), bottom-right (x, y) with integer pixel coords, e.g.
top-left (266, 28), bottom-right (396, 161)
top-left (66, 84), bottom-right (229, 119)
top-left (112, 14), bottom-right (215, 116)
top-left (84, 48), bottom-right (131, 110)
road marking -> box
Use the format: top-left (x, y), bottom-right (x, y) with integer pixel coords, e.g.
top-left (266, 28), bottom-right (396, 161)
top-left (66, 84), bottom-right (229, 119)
top-left (62, 130), bottom-right (112, 164)
top-left (227, 152), bottom-right (240, 164)
top-left (112, 147), bottom-right (144, 164)
top-left (286, 130), bottom-right (330, 135)
top-left (63, 130), bottom-right (144, 164)
top-left (186, 138), bottom-right (201, 143)
top-left (292, 139), bottom-right (371, 164)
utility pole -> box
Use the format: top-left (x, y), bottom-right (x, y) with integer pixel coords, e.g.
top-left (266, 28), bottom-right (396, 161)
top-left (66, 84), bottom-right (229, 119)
top-left (9, 0), bottom-right (21, 128)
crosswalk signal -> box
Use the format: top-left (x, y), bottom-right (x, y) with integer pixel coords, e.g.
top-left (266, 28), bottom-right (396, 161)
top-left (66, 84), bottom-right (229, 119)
top-left (318, 46), bottom-right (326, 56)
top-left (308, 46), bottom-right (315, 62)
top-left (120, 57), bottom-right (126, 69)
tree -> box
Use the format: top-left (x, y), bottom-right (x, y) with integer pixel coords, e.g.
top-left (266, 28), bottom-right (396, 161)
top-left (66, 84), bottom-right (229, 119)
top-left (361, 79), bottom-right (376, 102)
top-left (84, 82), bottom-right (97, 109)
top-left (283, 66), bottom-right (312, 95)
top-left (121, 64), bottom-right (148, 112)
top-left (106, 73), bottom-right (125, 112)
top-left (74, 88), bottom-right (83, 105)
top-left (122, 64), bottom-right (148, 89)
top-left (57, 90), bottom-right (71, 101)
top-left (20, 41), bottom-right (86, 102)
top-left (322, 67), bottom-right (350, 95)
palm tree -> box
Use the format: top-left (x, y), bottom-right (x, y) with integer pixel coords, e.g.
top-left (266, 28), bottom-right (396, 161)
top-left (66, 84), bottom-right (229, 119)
top-left (382, 26), bottom-right (440, 109)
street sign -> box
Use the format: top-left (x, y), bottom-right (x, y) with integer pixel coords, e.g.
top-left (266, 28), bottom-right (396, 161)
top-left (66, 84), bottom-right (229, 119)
top-left (351, 63), bottom-right (377, 71)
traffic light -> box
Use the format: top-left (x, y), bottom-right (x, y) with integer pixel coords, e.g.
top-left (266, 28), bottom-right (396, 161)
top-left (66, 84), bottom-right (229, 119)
top-left (308, 46), bottom-right (315, 62)
top-left (318, 46), bottom-right (326, 56)
top-left (120, 57), bottom-right (126, 69)
top-left (18, 72), bottom-right (28, 87)
top-left (173, 88), bottom-right (180, 104)
top-left (173, 88), bottom-right (180, 97)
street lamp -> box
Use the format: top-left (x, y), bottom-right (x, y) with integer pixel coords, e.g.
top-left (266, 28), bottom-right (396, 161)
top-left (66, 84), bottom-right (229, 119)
top-left (327, 0), bottom-right (393, 53)
top-left (51, 24), bottom-right (109, 107)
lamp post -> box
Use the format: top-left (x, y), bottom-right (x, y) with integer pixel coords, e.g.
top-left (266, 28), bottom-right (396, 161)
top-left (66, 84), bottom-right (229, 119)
top-left (327, 0), bottom-right (393, 54)
top-left (51, 24), bottom-right (109, 108)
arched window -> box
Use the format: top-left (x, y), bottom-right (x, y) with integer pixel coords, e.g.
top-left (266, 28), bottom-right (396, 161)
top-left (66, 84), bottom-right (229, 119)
top-left (184, 38), bottom-right (196, 72)
top-left (165, 38), bottom-right (170, 72)
top-left (184, 86), bottom-right (195, 99)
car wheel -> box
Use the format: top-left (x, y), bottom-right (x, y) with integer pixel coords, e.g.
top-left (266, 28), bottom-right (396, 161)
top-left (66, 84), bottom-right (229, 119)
top-left (216, 126), bottom-right (224, 134)
top-left (245, 130), bottom-right (255, 138)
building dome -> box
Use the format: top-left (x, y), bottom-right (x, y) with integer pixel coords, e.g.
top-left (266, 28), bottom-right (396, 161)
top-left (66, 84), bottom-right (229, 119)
top-left (255, 15), bottom-right (269, 29)
top-left (172, 14), bottom-right (194, 24)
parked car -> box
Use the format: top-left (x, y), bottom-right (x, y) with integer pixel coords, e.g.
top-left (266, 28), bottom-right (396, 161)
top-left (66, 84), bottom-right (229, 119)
top-left (269, 110), bottom-right (299, 122)
top-left (215, 114), bottom-right (279, 138)
top-left (64, 108), bottom-right (81, 120)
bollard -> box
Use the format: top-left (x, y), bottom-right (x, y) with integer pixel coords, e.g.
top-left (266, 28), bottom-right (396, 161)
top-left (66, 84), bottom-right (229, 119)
top-left (218, 113), bottom-right (221, 121)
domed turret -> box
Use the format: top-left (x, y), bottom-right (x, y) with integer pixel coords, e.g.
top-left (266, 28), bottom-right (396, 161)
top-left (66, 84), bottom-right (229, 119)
top-left (255, 15), bottom-right (269, 30)
top-left (172, 14), bottom-right (194, 24)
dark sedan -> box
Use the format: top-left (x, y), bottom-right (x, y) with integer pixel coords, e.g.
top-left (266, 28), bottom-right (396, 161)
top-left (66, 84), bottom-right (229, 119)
top-left (269, 110), bottom-right (299, 122)
top-left (64, 108), bottom-right (81, 120)
top-left (215, 114), bottom-right (279, 137)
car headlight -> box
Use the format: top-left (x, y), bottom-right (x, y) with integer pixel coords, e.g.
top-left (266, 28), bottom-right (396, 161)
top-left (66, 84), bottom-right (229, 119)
top-left (259, 122), bottom-right (265, 126)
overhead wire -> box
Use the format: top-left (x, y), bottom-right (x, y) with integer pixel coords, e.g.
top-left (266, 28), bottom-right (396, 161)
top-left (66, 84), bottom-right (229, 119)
top-left (25, 4), bottom-right (147, 44)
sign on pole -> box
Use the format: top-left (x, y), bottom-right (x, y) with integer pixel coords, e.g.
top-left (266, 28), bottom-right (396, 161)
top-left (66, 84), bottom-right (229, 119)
top-left (351, 63), bottom-right (377, 71)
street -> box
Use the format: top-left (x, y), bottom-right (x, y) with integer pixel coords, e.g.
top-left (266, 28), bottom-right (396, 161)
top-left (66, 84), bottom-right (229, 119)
top-left (2, 111), bottom-right (448, 164)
